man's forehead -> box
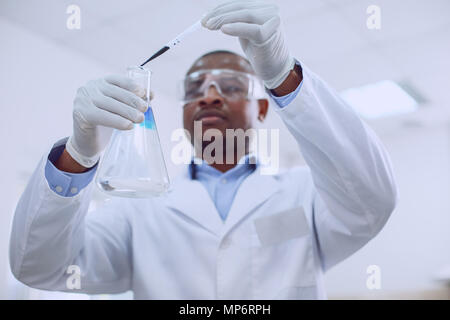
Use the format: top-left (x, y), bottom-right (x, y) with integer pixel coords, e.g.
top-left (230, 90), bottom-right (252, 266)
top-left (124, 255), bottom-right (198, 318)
top-left (188, 53), bottom-right (254, 75)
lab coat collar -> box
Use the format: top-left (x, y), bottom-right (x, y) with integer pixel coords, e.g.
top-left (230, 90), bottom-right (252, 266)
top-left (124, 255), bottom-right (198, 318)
top-left (164, 173), bottom-right (224, 236)
top-left (221, 163), bottom-right (281, 237)
top-left (164, 155), bottom-right (281, 238)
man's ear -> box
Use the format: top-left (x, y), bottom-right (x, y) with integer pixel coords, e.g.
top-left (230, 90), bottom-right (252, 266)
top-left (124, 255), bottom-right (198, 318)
top-left (257, 99), bottom-right (269, 122)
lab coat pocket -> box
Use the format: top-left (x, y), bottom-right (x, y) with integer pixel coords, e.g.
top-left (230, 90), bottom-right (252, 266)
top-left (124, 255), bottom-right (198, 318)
top-left (254, 206), bottom-right (310, 246)
top-left (251, 207), bottom-right (317, 299)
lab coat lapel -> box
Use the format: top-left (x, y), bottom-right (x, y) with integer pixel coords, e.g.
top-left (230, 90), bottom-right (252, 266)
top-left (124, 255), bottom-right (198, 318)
top-left (222, 165), bottom-right (281, 237)
top-left (164, 171), bottom-right (224, 236)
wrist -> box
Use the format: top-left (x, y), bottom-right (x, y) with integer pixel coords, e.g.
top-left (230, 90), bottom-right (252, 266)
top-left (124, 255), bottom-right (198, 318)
top-left (270, 62), bottom-right (303, 97)
top-left (55, 148), bottom-right (90, 173)
top-left (66, 135), bottom-right (100, 169)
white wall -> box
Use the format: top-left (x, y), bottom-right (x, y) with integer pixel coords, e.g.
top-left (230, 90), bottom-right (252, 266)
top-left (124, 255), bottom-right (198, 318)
top-left (0, 17), bottom-right (111, 299)
top-left (325, 122), bottom-right (450, 298)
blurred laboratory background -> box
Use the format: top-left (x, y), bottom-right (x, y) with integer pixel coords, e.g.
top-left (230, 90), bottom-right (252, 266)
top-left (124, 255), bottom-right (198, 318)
top-left (1, 0), bottom-right (449, 299)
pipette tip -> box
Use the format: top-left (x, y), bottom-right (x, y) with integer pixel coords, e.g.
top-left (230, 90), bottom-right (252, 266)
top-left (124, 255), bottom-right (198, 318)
top-left (140, 46), bottom-right (170, 67)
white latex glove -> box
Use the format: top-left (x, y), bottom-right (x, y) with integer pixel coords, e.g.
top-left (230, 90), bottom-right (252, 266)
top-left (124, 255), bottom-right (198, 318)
top-left (202, 0), bottom-right (295, 89)
top-left (66, 75), bottom-right (148, 168)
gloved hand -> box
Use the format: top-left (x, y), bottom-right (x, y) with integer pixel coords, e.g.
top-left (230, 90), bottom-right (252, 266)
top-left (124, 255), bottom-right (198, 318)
top-left (202, 0), bottom-right (295, 89)
top-left (66, 75), bottom-right (148, 168)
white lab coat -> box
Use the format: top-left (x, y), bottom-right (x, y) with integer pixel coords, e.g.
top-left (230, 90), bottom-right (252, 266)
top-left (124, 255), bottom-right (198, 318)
top-left (9, 64), bottom-right (397, 299)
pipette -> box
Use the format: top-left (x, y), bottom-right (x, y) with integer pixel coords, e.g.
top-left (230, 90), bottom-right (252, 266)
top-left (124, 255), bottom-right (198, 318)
top-left (140, 20), bottom-right (202, 67)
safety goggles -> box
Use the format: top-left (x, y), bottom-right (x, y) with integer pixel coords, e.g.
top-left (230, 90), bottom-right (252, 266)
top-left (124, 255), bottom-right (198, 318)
top-left (178, 69), bottom-right (265, 106)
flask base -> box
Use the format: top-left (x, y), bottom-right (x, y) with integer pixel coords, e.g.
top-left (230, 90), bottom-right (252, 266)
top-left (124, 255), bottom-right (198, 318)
top-left (97, 177), bottom-right (169, 198)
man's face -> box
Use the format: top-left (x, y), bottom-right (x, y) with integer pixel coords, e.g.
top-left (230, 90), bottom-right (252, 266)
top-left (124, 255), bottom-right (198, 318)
top-left (182, 53), bottom-right (268, 148)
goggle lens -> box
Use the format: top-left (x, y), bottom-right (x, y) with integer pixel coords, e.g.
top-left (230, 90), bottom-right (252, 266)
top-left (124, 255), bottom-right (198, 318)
top-left (180, 69), bottom-right (262, 105)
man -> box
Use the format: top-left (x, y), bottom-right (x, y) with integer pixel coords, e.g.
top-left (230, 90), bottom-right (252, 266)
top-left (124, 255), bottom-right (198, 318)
top-left (10, 1), bottom-right (397, 299)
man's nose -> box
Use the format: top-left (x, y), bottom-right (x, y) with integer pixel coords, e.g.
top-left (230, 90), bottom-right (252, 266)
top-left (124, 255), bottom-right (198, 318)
top-left (198, 84), bottom-right (224, 107)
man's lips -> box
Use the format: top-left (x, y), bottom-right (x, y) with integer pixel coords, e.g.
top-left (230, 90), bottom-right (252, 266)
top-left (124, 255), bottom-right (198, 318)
top-left (194, 111), bottom-right (227, 125)
top-left (198, 116), bottom-right (225, 125)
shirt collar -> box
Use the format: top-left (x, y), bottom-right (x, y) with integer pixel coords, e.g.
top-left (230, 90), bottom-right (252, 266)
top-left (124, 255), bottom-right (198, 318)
top-left (189, 153), bottom-right (259, 180)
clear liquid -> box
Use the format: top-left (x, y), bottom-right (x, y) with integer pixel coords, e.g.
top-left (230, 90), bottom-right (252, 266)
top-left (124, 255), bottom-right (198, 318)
top-left (98, 177), bottom-right (170, 198)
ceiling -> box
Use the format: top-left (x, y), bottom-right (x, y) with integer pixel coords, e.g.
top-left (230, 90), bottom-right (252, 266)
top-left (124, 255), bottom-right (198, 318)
top-left (1, 0), bottom-right (449, 132)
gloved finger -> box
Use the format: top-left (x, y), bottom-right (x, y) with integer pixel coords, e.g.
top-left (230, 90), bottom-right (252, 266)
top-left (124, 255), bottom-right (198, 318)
top-left (101, 81), bottom-right (148, 113)
top-left (202, 1), bottom-right (244, 24)
top-left (104, 74), bottom-right (147, 98)
top-left (204, 7), bottom-right (276, 30)
top-left (202, 0), bottom-right (273, 24)
top-left (82, 107), bottom-right (135, 131)
top-left (93, 94), bottom-right (145, 124)
top-left (220, 16), bottom-right (280, 43)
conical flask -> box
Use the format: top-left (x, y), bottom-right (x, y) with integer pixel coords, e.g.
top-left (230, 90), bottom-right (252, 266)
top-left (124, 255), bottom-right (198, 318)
top-left (95, 66), bottom-right (170, 198)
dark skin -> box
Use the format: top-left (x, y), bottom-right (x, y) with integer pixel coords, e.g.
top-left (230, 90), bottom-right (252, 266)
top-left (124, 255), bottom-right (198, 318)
top-left (55, 53), bottom-right (302, 174)
top-left (183, 53), bottom-right (269, 173)
top-left (183, 52), bottom-right (302, 173)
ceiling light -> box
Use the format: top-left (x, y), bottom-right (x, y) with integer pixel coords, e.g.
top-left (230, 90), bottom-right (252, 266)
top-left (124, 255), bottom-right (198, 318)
top-left (341, 80), bottom-right (419, 119)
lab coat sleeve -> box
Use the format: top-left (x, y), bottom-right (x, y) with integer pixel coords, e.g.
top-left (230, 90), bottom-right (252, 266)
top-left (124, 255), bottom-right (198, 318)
top-left (9, 152), bottom-right (132, 294)
top-left (272, 63), bottom-right (398, 271)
